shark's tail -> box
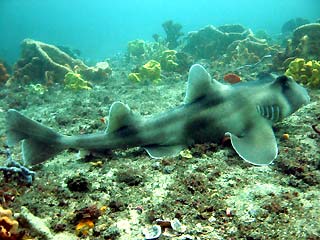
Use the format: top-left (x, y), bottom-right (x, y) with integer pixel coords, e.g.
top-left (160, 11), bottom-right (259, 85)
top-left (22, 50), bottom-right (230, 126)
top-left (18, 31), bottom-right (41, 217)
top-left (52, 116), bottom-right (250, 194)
top-left (6, 109), bottom-right (65, 165)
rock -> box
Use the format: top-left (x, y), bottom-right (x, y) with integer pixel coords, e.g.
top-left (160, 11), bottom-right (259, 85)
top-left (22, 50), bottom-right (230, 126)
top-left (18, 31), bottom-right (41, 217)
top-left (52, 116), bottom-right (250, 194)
top-left (182, 24), bottom-right (257, 60)
top-left (281, 18), bottom-right (310, 35)
top-left (292, 23), bottom-right (320, 59)
top-left (9, 39), bottom-right (111, 85)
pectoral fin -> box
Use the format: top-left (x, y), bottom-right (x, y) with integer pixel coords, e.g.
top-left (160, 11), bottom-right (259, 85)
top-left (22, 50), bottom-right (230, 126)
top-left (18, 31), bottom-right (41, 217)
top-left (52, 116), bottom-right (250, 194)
top-left (145, 145), bottom-right (185, 159)
top-left (226, 120), bottom-right (278, 165)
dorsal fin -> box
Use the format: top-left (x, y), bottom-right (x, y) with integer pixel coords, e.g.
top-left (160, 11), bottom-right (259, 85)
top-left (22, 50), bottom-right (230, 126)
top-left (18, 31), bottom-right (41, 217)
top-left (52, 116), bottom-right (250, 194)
top-left (106, 102), bottom-right (137, 133)
top-left (184, 64), bottom-right (227, 104)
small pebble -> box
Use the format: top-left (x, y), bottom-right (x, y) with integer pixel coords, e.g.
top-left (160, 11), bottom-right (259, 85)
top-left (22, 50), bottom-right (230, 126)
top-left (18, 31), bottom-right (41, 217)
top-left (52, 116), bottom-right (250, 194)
top-left (142, 225), bottom-right (161, 240)
top-left (282, 133), bottom-right (290, 140)
top-left (171, 218), bottom-right (186, 233)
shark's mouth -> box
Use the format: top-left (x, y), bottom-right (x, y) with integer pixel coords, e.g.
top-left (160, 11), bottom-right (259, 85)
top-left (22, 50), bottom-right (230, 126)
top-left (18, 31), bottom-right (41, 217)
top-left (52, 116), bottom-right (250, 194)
top-left (256, 105), bottom-right (282, 122)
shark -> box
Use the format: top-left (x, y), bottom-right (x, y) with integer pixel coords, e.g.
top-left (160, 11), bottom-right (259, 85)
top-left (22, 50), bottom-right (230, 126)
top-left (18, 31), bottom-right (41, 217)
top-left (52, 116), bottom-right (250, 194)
top-left (5, 64), bottom-right (310, 166)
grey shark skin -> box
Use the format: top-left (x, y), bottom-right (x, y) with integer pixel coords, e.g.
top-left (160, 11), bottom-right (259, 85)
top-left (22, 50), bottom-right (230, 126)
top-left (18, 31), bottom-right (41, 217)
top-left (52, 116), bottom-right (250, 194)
top-left (6, 64), bottom-right (310, 166)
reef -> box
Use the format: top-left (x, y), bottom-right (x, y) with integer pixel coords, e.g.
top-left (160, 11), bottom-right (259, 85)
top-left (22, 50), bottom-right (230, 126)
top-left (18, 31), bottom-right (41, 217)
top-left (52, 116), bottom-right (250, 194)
top-left (160, 50), bottom-right (178, 71)
top-left (182, 24), bottom-right (249, 59)
top-left (0, 21), bottom-right (319, 240)
top-left (182, 24), bottom-right (277, 68)
top-left (8, 39), bottom-right (111, 86)
top-left (64, 72), bottom-right (92, 90)
top-left (272, 23), bottom-right (320, 71)
top-left (128, 60), bottom-right (161, 83)
top-left (285, 58), bottom-right (320, 88)
top-left (0, 205), bottom-right (21, 239)
top-left (0, 148), bottom-right (35, 185)
top-left (127, 39), bottom-right (146, 59)
top-left (0, 63), bottom-right (9, 84)
top-left (223, 37), bottom-right (277, 66)
top-left (16, 206), bottom-right (77, 240)
top-left (291, 23), bottom-right (320, 60)
top-left (281, 17), bottom-right (310, 35)
top-left (162, 20), bottom-right (184, 49)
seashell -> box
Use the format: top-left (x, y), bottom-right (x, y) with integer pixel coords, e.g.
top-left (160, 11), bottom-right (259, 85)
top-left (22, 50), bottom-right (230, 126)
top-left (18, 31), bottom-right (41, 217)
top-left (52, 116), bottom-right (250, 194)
top-left (142, 225), bottom-right (162, 240)
top-left (170, 218), bottom-right (187, 233)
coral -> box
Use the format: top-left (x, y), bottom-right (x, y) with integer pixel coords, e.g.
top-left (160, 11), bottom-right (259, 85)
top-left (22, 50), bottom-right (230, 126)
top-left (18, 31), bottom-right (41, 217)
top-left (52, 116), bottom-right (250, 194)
top-left (274, 23), bottom-right (320, 69)
top-left (224, 37), bottom-right (276, 66)
top-left (16, 206), bottom-right (77, 240)
top-left (75, 219), bottom-right (94, 236)
top-left (0, 63), bottom-right (9, 84)
top-left (162, 20), bottom-right (184, 49)
top-left (56, 45), bottom-right (81, 59)
top-left (9, 39), bottom-right (86, 85)
top-left (281, 18), bottom-right (310, 35)
top-left (182, 24), bottom-right (250, 59)
top-left (0, 205), bottom-right (20, 240)
top-left (128, 72), bottom-right (142, 82)
top-left (182, 23), bottom-right (278, 68)
top-left (160, 50), bottom-right (179, 71)
top-left (8, 39), bottom-right (110, 85)
top-left (28, 83), bottom-right (48, 95)
top-left (127, 39), bottom-right (146, 58)
top-left (140, 60), bottom-right (161, 83)
top-left (64, 72), bottom-right (92, 90)
top-left (74, 205), bottom-right (101, 236)
top-left (223, 73), bottom-right (241, 84)
top-left (80, 61), bottom-right (112, 82)
top-left (285, 58), bottom-right (320, 88)
top-left (129, 60), bottom-right (161, 83)
top-left (291, 23), bottom-right (320, 60)
top-left (0, 148), bottom-right (35, 185)
top-left (74, 205), bottom-right (101, 222)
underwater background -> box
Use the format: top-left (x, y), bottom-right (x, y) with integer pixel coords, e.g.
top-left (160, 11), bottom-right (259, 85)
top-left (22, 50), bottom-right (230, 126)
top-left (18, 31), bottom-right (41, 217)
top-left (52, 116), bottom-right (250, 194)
top-left (0, 0), bottom-right (320, 239)
top-left (1, 0), bottom-right (320, 63)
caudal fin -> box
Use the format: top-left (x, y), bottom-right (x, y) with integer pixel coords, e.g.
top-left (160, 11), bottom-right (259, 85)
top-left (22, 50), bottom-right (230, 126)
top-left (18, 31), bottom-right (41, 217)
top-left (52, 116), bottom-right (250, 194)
top-left (6, 109), bottom-right (64, 165)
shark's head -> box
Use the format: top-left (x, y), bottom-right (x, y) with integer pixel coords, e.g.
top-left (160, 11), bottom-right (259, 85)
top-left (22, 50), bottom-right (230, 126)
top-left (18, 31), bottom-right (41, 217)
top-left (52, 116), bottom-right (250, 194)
top-left (271, 75), bottom-right (310, 118)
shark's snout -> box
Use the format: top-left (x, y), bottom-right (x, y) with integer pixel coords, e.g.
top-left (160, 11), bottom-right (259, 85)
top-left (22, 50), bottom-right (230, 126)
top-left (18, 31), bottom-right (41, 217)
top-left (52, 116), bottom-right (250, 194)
top-left (296, 83), bottom-right (311, 107)
top-left (302, 86), bottom-right (311, 104)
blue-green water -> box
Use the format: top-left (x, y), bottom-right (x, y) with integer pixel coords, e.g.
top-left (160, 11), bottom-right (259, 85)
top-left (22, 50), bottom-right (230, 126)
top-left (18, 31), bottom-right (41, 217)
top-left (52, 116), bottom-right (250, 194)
top-left (1, 0), bottom-right (319, 63)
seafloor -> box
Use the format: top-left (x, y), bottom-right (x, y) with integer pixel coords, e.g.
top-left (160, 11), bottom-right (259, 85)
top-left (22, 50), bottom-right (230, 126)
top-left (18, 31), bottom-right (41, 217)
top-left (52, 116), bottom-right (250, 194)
top-left (0, 58), bottom-right (319, 240)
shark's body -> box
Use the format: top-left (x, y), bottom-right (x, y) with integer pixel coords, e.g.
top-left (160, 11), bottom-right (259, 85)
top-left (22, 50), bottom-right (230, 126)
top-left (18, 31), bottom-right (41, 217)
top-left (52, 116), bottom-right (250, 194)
top-left (6, 64), bottom-right (310, 166)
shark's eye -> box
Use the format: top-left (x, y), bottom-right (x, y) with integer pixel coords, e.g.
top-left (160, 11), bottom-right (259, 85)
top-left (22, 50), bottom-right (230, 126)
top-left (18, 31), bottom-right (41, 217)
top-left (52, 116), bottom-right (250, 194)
top-left (276, 75), bottom-right (292, 92)
top-left (277, 75), bottom-right (289, 85)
